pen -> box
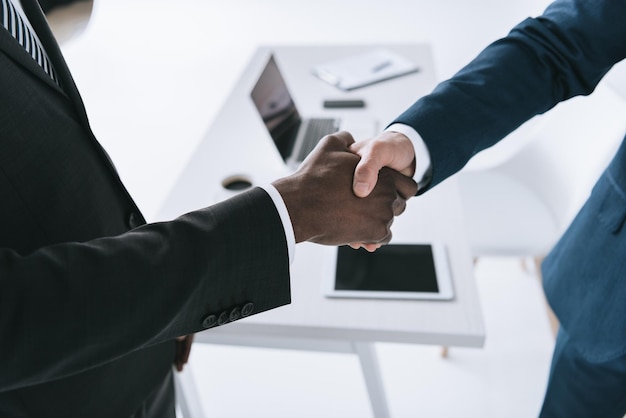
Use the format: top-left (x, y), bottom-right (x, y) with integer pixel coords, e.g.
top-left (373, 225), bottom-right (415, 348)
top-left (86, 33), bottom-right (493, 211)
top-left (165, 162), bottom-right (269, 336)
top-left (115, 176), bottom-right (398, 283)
top-left (371, 61), bottom-right (392, 72)
top-left (315, 69), bottom-right (341, 86)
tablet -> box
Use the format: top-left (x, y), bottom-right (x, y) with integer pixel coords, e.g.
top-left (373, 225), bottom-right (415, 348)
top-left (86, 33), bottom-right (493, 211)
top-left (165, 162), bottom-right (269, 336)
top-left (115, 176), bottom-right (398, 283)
top-left (323, 243), bottom-right (454, 301)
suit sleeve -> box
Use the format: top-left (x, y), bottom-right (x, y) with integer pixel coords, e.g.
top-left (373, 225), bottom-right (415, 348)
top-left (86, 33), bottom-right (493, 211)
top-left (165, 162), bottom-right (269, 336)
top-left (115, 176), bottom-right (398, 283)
top-left (0, 187), bottom-right (291, 392)
top-left (393, 0), bottom-right (626, 191)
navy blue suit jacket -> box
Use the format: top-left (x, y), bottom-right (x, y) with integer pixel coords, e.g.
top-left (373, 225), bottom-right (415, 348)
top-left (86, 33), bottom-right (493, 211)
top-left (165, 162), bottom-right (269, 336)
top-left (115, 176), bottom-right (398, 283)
top-left (0, 0), bottom-right (291, 415)
top-left (393, 0), bottom-right (626, 361)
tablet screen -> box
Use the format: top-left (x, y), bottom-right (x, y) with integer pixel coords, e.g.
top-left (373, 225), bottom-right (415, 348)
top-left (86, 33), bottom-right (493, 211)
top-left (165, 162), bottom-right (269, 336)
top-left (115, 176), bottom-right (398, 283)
top-left (334, 244), bottom-right (439, 293)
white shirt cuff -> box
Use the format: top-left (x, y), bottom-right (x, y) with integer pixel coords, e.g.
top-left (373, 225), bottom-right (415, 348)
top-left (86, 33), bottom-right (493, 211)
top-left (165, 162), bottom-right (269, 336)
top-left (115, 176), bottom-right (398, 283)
top-left (385, 123), bottom-right (432, 188)
top-left (259, 184), bottom-right (295, 265)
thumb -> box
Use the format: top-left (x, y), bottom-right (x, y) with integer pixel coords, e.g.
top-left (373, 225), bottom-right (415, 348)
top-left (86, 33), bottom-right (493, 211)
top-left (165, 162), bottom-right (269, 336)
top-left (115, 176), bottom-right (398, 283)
top-left (353, 154), bottom-right (383, 197)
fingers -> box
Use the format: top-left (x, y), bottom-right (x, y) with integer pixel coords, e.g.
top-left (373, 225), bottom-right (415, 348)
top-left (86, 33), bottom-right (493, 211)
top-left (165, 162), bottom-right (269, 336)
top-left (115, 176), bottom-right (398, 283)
top-left (298, 131), bottom-right (357, 172)
top-left (362, 242), bottom-right (383, 252)
top-left (392, 195), bottom-right (407, 217)
top-left (348, 215), bottom-right (393, 251)
top-left (352, 157), bottom-right (380, 198)
top-left (351, 146), bottom-right (389, 198)
top-left (278, 130), bottom-right (411, 246)
top-left (350, 131), bottom-right (417, 198)
top-left (174, 334), bottom-right (194, 372)
top-left (174, 341), bottom-right (184, 371)
top-left (319, 131), bottom-right (356, 151)
top-left (349, 242), bottom-right (384, 252)
top-left (181, 335), bottom-right (193, 365)
top-left (346, 169), bottom-right (411, 249)
top-left (382, 167), bottom-right (419, 199)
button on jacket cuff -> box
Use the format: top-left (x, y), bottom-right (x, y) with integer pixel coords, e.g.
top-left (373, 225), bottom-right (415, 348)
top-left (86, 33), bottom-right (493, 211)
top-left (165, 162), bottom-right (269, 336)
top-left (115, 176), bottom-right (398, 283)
top-left (200, 302), bottom-right (255, 330)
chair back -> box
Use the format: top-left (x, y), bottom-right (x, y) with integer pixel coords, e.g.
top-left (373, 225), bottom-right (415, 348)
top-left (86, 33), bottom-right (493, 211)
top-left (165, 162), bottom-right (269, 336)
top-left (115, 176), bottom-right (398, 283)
top-left (495, 80), bottom-right (626, 234)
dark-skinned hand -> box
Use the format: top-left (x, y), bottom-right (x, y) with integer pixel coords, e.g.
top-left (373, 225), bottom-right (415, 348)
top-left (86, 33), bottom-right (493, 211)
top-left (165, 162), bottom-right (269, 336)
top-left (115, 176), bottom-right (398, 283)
top-left (272, 131), bottom-right (417, 248)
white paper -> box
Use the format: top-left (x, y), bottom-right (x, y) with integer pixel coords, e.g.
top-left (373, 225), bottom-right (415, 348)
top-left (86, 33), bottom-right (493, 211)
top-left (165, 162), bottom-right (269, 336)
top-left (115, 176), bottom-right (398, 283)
top-left (312, 49), bottom-right (419, 91)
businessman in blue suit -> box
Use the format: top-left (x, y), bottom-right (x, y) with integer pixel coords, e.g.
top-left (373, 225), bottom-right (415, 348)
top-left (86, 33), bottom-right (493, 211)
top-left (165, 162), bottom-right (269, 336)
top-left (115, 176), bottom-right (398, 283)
top-left (349, 0), bottom-right (626, 416)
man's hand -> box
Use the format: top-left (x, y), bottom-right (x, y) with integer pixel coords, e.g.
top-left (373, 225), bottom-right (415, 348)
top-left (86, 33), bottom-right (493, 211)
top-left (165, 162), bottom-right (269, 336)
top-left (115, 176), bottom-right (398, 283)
top-left (350, 131), bottom-right (417, 198)
top-left (272, 131), bottom-right (417, 247)
top-left (174, 334), bottom-right (194, 372)
top-left (347, 131), bottom-right (417, 251)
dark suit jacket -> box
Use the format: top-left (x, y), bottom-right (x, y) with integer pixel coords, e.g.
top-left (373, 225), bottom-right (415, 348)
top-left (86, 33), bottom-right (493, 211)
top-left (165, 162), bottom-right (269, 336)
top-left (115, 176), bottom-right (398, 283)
top-left (0, 0), bottom-right (291, 415)
top-left (393, 0), bottom-right (626, 362)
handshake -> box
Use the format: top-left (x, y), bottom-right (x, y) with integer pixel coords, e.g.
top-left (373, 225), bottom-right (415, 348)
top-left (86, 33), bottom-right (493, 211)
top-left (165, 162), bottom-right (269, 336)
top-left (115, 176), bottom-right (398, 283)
top-left (272, 130), bottom-right (418, 250)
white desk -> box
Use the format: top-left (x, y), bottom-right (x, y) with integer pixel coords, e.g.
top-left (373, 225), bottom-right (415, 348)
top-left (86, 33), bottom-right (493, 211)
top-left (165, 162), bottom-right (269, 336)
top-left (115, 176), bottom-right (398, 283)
top-left (158, 45), bottom-right (484, 418)
top-left (58, 1), bottom-right (554, 415)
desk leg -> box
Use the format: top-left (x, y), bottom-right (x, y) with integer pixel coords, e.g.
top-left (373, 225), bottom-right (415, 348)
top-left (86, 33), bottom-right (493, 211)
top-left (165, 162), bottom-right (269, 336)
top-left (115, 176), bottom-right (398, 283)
top-left (353, 342), bottom-right (390, 418)
top-left (174, 366), bottom-right (206, 418)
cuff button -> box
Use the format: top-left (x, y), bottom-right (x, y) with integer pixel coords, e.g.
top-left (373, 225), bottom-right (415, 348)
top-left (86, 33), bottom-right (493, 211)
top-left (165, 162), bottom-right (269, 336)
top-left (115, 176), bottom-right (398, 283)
top-left (202, 314), bottom-right (217, 329)
top-left (241, 302), bottom-right (254, 317)
top-left (229, 307), bottom-right (241, 322)
top-left (218, 311), bottom-right (230, 325)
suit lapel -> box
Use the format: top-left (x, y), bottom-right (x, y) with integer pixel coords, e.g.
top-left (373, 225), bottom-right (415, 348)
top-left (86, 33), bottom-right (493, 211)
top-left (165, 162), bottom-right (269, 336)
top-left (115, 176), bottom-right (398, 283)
top-left (4, 1), bottom-right (125, 175)
top-left (0, 20), bottom-right (62, 92)
top-left (18, 0), bottom-right (91, 126)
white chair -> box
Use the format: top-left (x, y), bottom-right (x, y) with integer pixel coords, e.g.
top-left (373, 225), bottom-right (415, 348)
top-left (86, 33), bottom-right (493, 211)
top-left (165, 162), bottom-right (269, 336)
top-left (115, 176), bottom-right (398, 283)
top-left (459, 80), bottom-right (626, 260)
top-left (456, 80), bottom-right (626, 335)
top-left (604, 58), bottom-right (626, 102)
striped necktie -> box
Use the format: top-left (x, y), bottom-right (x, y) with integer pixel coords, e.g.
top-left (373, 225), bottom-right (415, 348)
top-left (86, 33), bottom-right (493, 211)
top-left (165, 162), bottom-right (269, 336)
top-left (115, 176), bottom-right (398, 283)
top-left (0, 0), bottom-right (59, 85)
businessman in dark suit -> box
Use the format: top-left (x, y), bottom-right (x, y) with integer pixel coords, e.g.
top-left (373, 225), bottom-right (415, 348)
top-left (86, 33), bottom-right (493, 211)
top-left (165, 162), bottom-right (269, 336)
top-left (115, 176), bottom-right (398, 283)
top-left (348, 0), bottom-right (626, 416)
top-left (0, 0), bottom-right (417, 416)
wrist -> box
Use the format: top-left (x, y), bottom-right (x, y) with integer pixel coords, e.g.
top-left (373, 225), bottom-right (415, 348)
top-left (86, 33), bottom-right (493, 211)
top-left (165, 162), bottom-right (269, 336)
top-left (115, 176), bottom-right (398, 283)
top-left (271, 175), bottom-right (312, 243)
top-left (385, 124), bottom-right (428, 183)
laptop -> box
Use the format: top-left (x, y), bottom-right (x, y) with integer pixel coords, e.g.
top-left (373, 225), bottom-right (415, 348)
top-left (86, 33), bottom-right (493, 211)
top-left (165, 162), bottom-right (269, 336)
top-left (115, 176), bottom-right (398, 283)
top-left (250, 54), bottom-right (375, 169)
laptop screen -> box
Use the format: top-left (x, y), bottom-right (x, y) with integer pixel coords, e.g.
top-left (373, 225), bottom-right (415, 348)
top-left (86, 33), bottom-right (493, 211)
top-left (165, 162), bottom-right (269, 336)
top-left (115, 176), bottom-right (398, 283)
top-left (250, 55), bottom-right (301, 160)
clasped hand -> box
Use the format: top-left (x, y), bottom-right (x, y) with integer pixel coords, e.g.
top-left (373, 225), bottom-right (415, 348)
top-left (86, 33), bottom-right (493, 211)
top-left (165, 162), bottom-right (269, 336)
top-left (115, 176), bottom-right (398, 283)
top-left (273, 131), bottom-right (417, 248)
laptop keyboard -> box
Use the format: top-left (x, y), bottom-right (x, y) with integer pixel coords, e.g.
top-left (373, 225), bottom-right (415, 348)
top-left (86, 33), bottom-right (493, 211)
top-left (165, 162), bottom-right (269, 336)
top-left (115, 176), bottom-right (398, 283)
top-left (296, 118), bottom-right (338, 161)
